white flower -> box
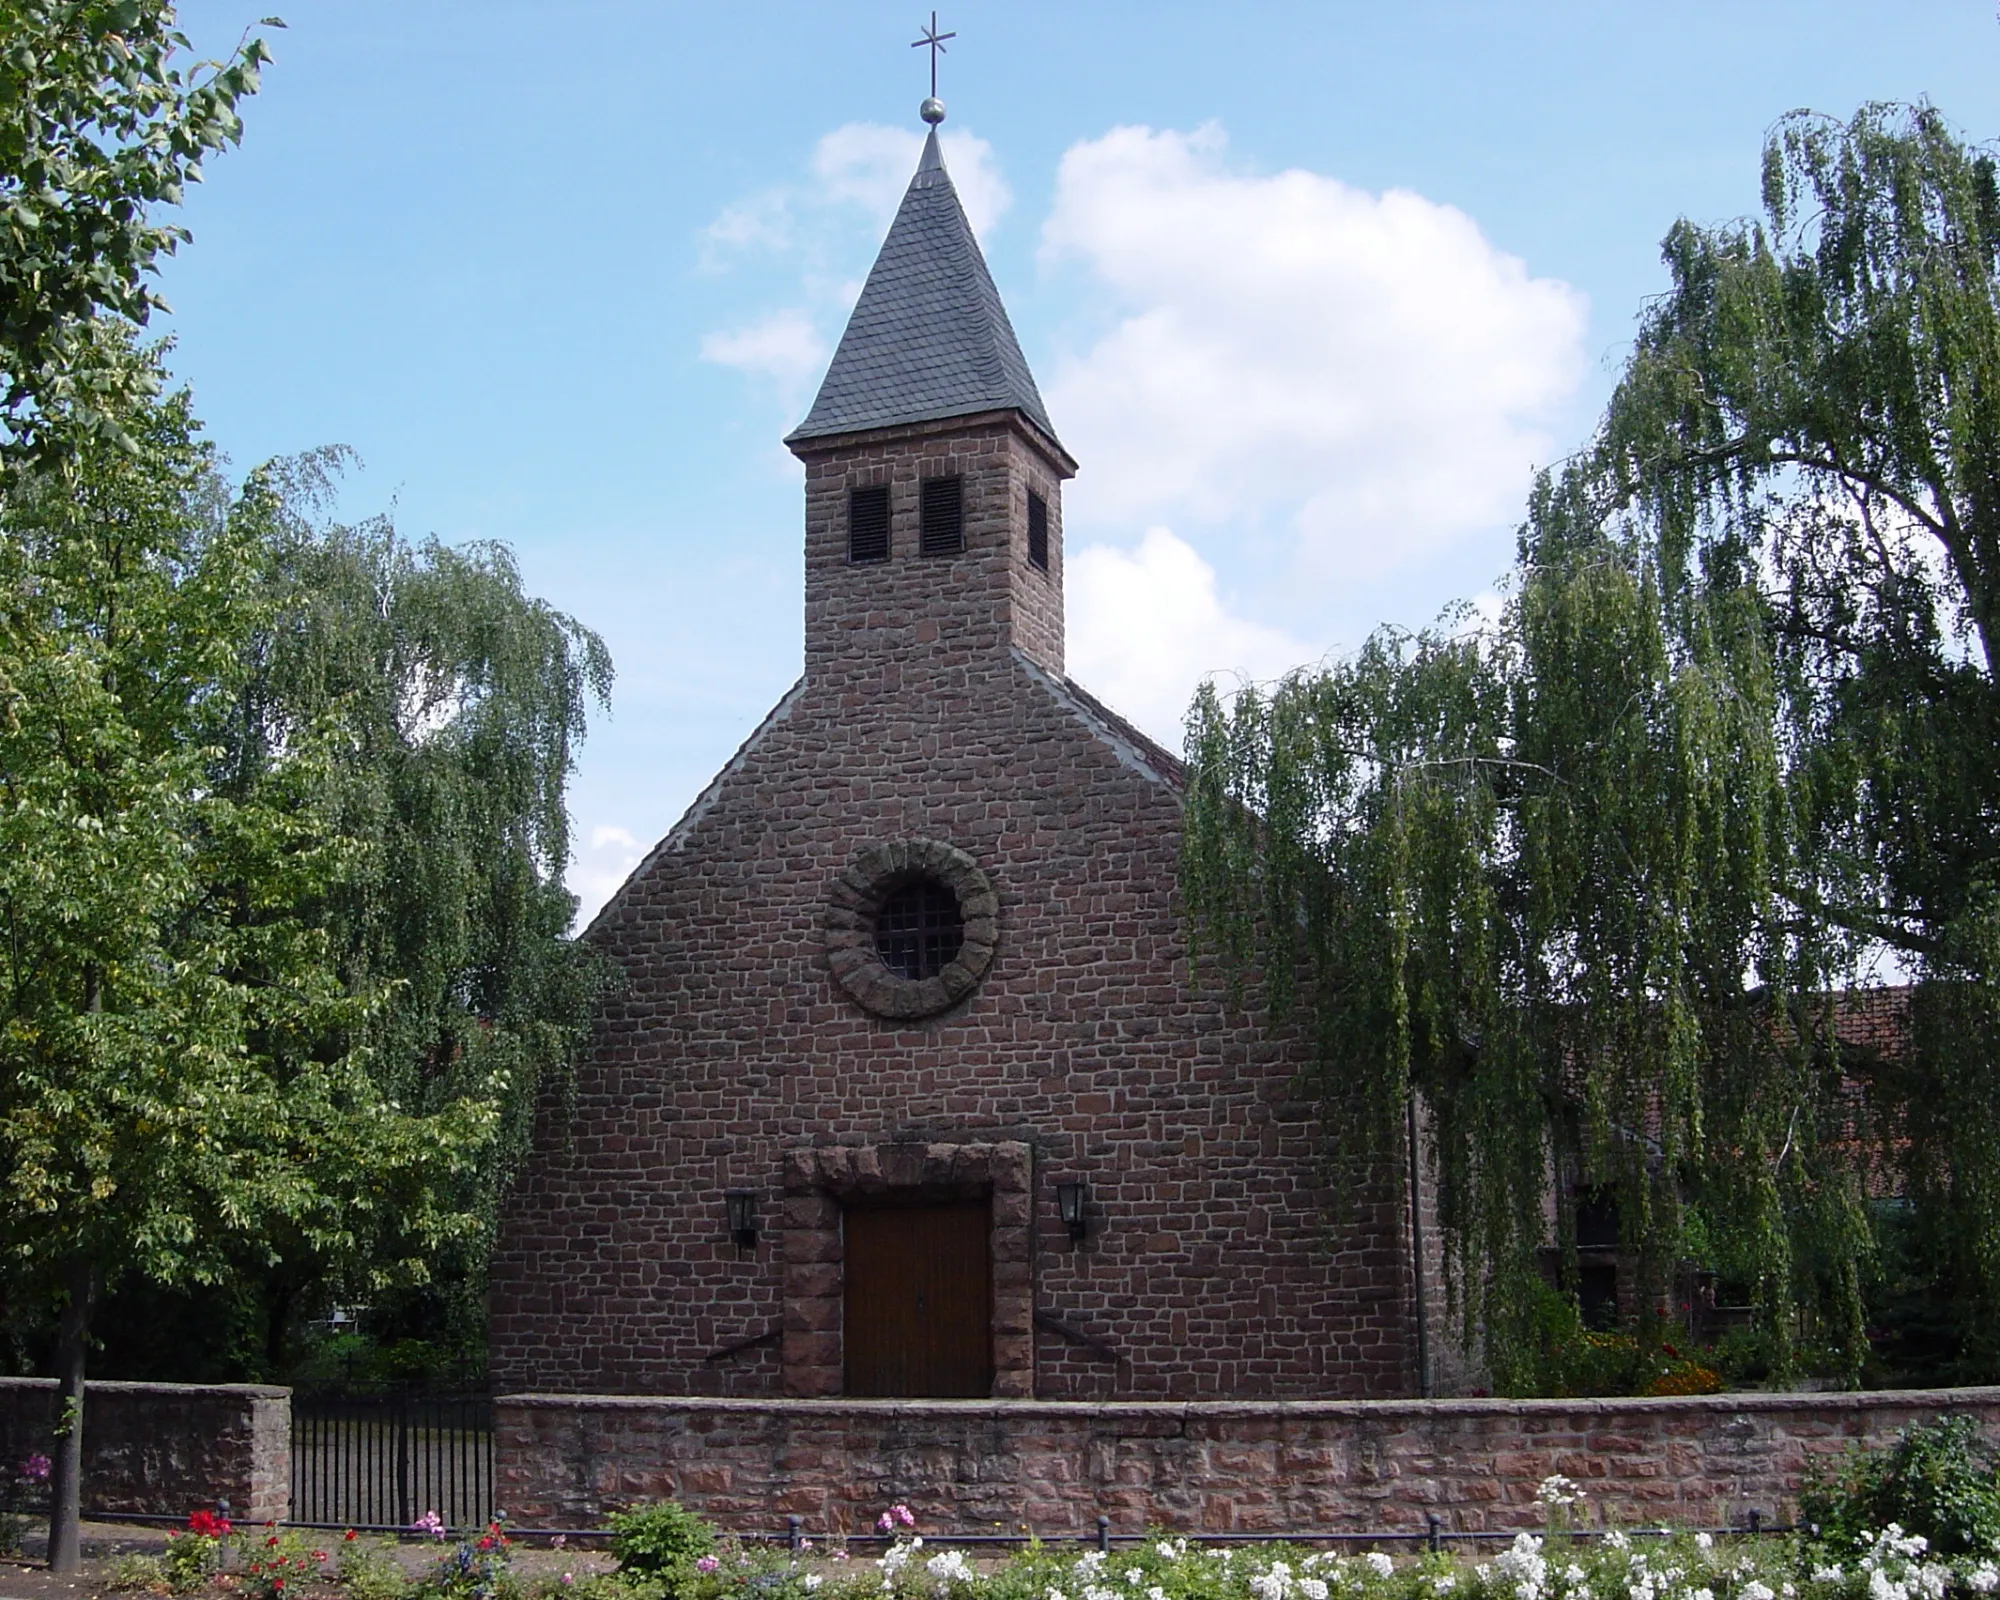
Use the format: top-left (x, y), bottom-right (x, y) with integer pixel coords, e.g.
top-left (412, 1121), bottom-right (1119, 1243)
top-left (1252, 1562), bottom-right (1297, 1600)
top-left (1047, 1590), bottom-right (1067, 1600)
top-left (1695, 1536), bottom-right (1713, 1553)
top-left (1301, 1581), bottom-right (1330, 1600)
top-left (1811, 1568), bottom-right (1844, 1585)
top-left (1742, 1583), bottom-right (1775, 1600)
top-left (1867, 1571), bottom-right (1906, 1600)
top-left (1157, 1541), bottom-right (1188, 1561)
top-left (1085, 1587), bottom-right (1119, 1600)
top-left (1495, 1533), bottom-right (1549, 1600)
top-left (1368, 1554), bottom-right (1396, 1580)
top-left (1149, 1588), bottom-right (1168, 1600)
top-left (1433, 1577), bottom-right (1458, 1595)
top-left (1127, 1572), bottom-right (1145, 1588)
top-left (805, 1580), bottom-right (824, 1594)
top-left (1966, 1565), bottom-right (2000, 1595)
top-left (1538, 1476), bottom-right (1587, 1509)
top-left (1691, 1589), bottom-right (1715, 1600)
top-left (926, 1550), bottom-right (973, 1587)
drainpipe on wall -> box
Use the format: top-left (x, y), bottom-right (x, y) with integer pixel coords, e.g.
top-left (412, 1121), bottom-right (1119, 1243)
top-left (1406, 1090), bottom-right (1434, 1398)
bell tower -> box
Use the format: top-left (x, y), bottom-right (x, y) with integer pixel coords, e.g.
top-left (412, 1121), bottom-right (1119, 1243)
top-left (786, 111), bottom-right (1076, 690)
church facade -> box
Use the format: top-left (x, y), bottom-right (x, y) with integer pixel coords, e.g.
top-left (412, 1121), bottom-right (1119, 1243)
top-left (488, 123), bottom-right (1426, 1403)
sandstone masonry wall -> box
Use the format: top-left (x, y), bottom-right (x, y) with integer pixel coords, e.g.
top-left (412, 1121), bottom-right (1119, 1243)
top-left (494, 1389), bottom-right (2000, 1536)
top-left (488, 411), bottom-right (1418, 1403)
top-left (0, 1378), bottom-right (291, 1522)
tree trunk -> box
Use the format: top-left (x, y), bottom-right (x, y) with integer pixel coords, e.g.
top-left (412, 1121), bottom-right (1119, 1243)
top-left (46, 1253), bottom-right (94, 1577)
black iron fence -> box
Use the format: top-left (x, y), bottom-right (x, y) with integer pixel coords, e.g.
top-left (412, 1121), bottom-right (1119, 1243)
top-left (289, 1390), bottom-right (493, 1530)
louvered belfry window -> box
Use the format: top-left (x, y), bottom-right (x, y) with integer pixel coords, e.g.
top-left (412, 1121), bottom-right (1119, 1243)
top-left (920, 475), bottom-right (964, 556)
top-left (1027, 490), bottom-right (1049, 571)
top-left (848, 484), bottom-right (891, 564)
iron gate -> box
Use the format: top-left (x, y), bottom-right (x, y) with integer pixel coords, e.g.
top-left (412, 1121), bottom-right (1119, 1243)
top-left (290, 1392), bottom-right (493, 1530)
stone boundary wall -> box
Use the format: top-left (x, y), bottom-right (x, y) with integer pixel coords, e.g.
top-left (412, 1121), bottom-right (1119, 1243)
top-left (0, 1378), bottom-right (291, 1524)
top-left (495, 1389), bottom-right (2000, 1536)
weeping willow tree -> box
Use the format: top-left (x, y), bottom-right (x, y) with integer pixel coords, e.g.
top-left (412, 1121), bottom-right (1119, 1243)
top-left (209, 449), bottom-right (617, 1369)
top-left (36, 440), bottom-right (619, 1383)
top-left (1183, 103), bottom-right (2000, 1389)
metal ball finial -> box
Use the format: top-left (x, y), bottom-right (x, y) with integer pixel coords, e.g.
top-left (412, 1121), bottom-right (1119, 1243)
top-left (920, 96), bottom-right (946, 125)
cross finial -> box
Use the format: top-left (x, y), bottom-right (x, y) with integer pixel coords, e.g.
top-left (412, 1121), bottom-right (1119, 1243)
top-left (911, 11), bottom-right (955, 120)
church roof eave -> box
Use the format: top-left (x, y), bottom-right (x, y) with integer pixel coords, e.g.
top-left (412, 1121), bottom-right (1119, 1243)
top-left (784, 404), bottom-right (1078, 477)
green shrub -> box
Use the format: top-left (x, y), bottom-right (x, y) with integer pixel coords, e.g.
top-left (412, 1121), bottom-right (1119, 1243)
top-left (162, 1528), bottom-right (224, 1593)
top-left (339, 1534), bottom-right (415, 1600)
top-left (102, 1552), bottom-right (170, 1593)
top-left (607, 1501), bottom-right (716, 1597)
top-left (1800, 1413), bottom-right (2000, 1557)
top-left (414, 1521), bottom-right (520, 1600)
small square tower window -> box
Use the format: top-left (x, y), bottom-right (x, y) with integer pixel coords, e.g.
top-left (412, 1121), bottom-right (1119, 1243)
top-left (1027, 490), bottom-right (1049, 572)
top-left (848, 484), bottom-right (890, 564)
top-left (920, 475), bottom-right (964, 556)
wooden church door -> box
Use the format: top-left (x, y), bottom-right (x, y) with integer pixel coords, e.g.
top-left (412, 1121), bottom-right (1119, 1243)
top-left (843, 1200), bottom-right (993, 1396)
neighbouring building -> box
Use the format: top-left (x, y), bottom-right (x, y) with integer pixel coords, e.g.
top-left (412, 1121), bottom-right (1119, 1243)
top-left (488, 110), bottom-right (1432, 1403)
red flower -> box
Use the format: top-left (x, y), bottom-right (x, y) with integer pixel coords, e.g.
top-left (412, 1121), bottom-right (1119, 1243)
top-left (267, 1535), bottom-right (280, 1547)
top-left (343, 1530), bottom-right (358, 1542)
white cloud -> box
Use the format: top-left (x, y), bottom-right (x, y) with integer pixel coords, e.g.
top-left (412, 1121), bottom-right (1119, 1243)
top-left (699, 309), bottom-right (829, 392)
top-left (701, 192), bottom-right (793, 260)
top-left (809, 123), bottom-right (1012, 238)
top-left (1067, 526), bottom-right (1321, 750)
top-left (699, 123), bottom-right (1012, 407)
top-left (569, 824), bottom-right (644, 928)
top-left (1041, 124), bottom-right (1588, 580)
top-left (701, 122), bottom-right (1011, 270)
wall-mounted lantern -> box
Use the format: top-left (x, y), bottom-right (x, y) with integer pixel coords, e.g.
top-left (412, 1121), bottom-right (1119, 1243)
top-left (725, 1189), bottom-right (760, 1250)
top-left (1055, 1180), bottom-right (1088, 1243)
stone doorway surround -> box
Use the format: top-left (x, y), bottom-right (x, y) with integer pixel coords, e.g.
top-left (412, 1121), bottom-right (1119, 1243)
top-left (780, 1141), bottom-right (1033, 1398)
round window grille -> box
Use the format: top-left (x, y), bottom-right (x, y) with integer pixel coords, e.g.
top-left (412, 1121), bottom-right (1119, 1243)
top-left (825, 839), bottom-right (997, 1019)
top-left (874, 877), bottom-right (965, 979)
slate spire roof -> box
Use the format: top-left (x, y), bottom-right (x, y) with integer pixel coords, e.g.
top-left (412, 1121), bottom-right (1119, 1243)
top-left (786, 129), bottom-right (1062, 450)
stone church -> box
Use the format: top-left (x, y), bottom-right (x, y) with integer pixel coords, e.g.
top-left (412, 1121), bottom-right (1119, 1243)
top-left (489, 116), bottom-right (1427, 1402)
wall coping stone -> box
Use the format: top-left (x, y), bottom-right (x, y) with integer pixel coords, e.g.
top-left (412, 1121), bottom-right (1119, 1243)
top-left (0, 1377), bottom-right (291, 1399)
top-left (496, 1385), bottom-right (2000, 1420)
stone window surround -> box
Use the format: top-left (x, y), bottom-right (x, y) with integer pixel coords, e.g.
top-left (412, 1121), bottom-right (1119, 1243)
top-left (780, 1141), bottom-right (1034, 1399)
top-left (825, 839), bottom-right (998, 1019)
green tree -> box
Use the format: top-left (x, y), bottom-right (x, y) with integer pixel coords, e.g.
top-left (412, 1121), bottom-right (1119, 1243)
top-left (220, 453), bottom-right (613, 1367)
top-left (1182, 103), bottom-right (2000, 1390)
top-left (0, 352), bottom-right (505, 1571)
top-left (0, 1), bottom-right (275, 457)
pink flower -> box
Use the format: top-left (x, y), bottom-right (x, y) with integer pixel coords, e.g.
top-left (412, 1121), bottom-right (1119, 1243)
top-left (552, 1535), bottom-right (567, 1551)
top-left (877, 1514), bottom-right (894, 1535)
top-left (20, 1455), bottom-right (50, 1482)
top-left (695, 1556), bottom-right (720, 1574)
top-left (894, 1505), bottom-right (915, 1528)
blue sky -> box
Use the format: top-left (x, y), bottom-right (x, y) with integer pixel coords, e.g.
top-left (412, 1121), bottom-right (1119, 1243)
top-left (159, 1), bottom-right (2000, 921)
